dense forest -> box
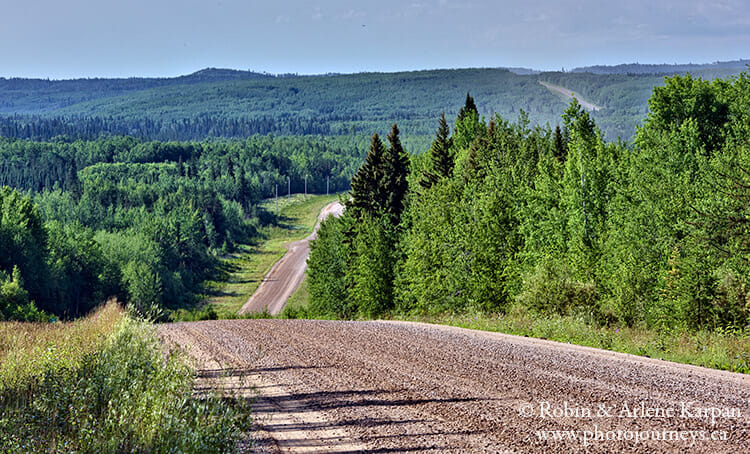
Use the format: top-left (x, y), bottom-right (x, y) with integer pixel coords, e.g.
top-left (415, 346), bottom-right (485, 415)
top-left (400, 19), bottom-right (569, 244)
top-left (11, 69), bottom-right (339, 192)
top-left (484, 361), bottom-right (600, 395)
top-left (308, 72), bottom-right (750, 332)
top-left (3, 63), bottom-right (747, 144)
top-left (571, 59), bottom-right (750, 76)
top-left (0, 135), bottom-right (364, 320)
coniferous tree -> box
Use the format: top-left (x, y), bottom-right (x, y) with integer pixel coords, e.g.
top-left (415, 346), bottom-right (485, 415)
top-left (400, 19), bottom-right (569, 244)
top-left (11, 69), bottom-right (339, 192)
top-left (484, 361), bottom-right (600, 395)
top-left (382, 124), bottom-right (410, 223)
top-left (348, 133), bottom-right (386, 219)
top-left (458, 92), bottom-right (478, 121)
top-left (420, 113), bottom-right (454, 189)
top-left (65, 159), bottom-right (82, 200)
top-left (553, 125), bottom-right (567, 163)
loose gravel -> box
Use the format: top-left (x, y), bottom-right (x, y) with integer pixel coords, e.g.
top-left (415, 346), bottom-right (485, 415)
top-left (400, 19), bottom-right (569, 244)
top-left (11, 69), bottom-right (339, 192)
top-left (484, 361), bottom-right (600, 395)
top-left (159, 319), bottom-right (750, 453)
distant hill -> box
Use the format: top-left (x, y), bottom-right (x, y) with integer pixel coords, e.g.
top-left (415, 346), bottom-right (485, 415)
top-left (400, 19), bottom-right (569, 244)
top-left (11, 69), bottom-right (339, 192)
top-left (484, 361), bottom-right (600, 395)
top-left (0, 63), bottom-right (747, 143)
top-left (571, 59), bottom-right (750, 77)
top-left (0, 68), bottom-right (271, 114)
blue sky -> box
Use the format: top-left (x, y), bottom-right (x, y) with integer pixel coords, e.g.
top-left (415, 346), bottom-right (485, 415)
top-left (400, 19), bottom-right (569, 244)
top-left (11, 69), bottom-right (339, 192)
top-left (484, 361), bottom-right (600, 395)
top-left (2, 0), bottom-right (749, 79)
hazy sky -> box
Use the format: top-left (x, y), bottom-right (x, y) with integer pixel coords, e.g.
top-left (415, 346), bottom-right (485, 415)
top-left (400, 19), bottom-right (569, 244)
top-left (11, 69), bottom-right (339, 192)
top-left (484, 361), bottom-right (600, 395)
top-left (2, 0), bottom-right (749, 79)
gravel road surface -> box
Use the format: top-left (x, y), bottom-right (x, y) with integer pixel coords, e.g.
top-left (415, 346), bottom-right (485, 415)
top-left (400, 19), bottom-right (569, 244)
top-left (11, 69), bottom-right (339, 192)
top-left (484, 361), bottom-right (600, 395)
top-left (239, 202), bottom-right (344, 316)
top-left (539, 81), bottom-right (601, 111)
top-left (160, 319), bottom-right (750, 453)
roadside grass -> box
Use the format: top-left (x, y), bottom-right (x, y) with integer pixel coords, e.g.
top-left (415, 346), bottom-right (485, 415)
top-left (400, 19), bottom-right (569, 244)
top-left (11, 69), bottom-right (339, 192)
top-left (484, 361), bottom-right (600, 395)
top-left (0, 301), bottom-right (123, 391)
top-left (0, 302), bottom-right (251, 452)
top-left (190, 193), bottom-right (340, 319)
top-left (280, 277), bottom-right (311, 319)
top-left (403, 306), bottom-right (750, 374)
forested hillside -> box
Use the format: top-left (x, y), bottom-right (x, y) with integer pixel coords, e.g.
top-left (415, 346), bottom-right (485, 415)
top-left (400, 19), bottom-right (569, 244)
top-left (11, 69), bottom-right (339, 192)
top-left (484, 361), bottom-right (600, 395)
top-left (308, 72), bottom-right (750, 333)
top-left (0, 135), bottom-right (363, 320)
top-left (572, 59), bottom-right (750, 76)
top-left (3, 64), bottom-right (746, 143)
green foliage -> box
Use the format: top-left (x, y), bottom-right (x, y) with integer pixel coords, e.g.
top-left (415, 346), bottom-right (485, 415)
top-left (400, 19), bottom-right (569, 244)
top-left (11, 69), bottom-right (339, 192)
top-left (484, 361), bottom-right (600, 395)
top-left (349, 215), bottom-right (398, 317)
top-left (306, 71), bottom-right (750, 334)
top-left (0, 314), bottom-right (250, 453)
top-left (0, 187), bottom-right (49, 316)
top-left (0, 267), bottom-right (45, 322)
top-left (348, 125), bottom-right (410, 224)
top-left (310, 124), bottom-right (410, 319)
top-left (348, 134), bottom-right (386, 220)
top-left (517, 259), bottom-right (597, 317)
top-left (0, 134), bottom-right (362, 318)
top-left (397, 180), bottom-right (464, 314)
top-left (419, 113), bottom-right (454, 188)
top-left (381, 124), bottom-right (411, 224)
top-left (306, 216), bottom-right (352, 318)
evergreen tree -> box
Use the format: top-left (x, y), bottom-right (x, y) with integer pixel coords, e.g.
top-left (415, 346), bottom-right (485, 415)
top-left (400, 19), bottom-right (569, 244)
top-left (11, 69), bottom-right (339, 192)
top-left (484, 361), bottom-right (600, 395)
top-left (65, 159), bottom-right (82, 200)
top-left (347, 133), bottom-right (386, 219)
top-left (458, 92), bottom-right (478, 121)
top-left (381, 124), bottom-right (410, 224)
top-left (553, 125), bottom-right (567, 163)
top-left (420, 113), bottom-right (454, 189)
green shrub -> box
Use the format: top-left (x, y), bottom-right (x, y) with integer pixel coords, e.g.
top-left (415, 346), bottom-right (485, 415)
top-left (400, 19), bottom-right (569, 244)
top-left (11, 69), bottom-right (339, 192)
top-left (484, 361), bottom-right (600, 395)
top-left (517, 259), bottom-right (598, 317)
top-left (0, 316), bottom-right (250, 453)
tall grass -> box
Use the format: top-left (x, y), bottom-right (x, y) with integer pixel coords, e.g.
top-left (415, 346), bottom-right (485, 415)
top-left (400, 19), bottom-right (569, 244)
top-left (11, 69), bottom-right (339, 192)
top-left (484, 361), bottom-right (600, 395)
top-left (0, 301), bottom-right (123, 393)
top-left (0, 302), bottom-right (251, 453)
top-left (408, 305), bottom-right (750, 374)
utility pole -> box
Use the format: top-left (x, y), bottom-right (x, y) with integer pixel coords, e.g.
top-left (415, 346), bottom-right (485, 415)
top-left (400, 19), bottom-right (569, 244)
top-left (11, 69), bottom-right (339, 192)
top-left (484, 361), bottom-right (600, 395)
top-left (275, 184), bottom-right (278, 214)
top-left (288, 176), bottom-right (291, 199)
top-left (326, 176), bottom-right (330, 195)
top-left (304, 176), bottom-right (307, 199)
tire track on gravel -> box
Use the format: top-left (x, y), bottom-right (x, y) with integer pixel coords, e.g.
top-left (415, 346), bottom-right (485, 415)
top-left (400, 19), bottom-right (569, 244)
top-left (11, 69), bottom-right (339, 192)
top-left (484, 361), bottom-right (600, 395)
top-left (160, 319), bottom-right (750, 453)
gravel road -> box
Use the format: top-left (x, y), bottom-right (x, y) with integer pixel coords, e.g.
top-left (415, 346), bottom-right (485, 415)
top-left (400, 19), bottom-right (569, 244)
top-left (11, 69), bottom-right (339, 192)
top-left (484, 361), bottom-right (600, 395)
top-left (539, 81), bottom-right (601, 111)
top-left (159, 319), bottom-right (750, 453)
top-left (239, 202), bottom-right (344, 316)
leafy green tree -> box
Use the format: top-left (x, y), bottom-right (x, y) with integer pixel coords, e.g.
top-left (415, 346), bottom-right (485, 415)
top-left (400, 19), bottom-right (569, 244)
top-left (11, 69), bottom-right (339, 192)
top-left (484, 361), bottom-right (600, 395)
top-left (349, 214), bottom-right (398, 317)
top-left (46, 221), bottom-right (106, 316)
top-left (0, 266), bottom-right (45, 321)
top-left (646, 74), bottom-right (729, 153)
top-left (457, 92), bottom-right (478, 121)
top-left (307, 215), bottom-right (352, 318)
top-left (560, 99), bottom-right (609, 274)
top-left (0, 186), bottom-right (49, 307)
top-left (397, 179), bottom-right (463, 314)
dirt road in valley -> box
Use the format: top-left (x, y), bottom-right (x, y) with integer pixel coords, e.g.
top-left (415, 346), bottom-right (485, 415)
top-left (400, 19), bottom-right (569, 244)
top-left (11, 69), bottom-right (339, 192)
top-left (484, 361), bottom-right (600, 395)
top-left (239, 201), bottom-right (344, 316)
top-left (159, 319), bottom-right (750, 453)
top-left (539, 81), bottom-right (601, 111)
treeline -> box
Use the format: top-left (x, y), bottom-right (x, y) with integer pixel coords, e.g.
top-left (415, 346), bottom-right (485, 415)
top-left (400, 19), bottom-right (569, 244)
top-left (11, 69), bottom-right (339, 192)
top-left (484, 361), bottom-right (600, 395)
top-left (2, 68), bottom-right (584, 141)
top-left (0, 135), bottom-right (363, 320)
top-left (0, 114), bottom-right (333, 141)
top-left (5, 67), bottom-right (750, 145)
top-left (571, 60), bottom-right (750, 76)
top-left (308, 72), bottom-right (750, 332)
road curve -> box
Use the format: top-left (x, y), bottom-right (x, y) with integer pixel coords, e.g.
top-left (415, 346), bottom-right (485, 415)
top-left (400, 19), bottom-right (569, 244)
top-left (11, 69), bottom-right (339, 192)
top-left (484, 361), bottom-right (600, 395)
top-left (159, 319), bottom-right (750, 453)
top-left (239, 201), bottom-right (344, 316)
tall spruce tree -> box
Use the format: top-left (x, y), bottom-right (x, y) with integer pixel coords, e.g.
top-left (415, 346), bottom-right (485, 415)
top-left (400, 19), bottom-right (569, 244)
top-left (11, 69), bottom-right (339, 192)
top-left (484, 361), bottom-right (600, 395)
top-left (458, 92), bottom-right (478, 121)
top-left (347, 133), bottom-right (386, 219)
top-left (382, 124), bottom-right (410, 223)
top-left (420, 113), bottom-right (454, 189)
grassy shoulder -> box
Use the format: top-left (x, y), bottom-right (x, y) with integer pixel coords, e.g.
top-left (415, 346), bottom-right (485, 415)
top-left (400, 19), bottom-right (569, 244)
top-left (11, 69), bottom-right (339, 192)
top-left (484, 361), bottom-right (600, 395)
top-left (405, 307), bottom-right (750, 374)
top-left (194, 193), bottom-right (340, 319)
top-left (0, 302), bottom-right (251, 453)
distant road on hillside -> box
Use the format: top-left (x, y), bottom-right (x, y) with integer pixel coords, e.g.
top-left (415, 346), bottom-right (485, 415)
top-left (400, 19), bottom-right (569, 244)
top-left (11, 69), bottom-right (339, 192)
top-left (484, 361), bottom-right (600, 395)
top-left (540, 80), bottom-right (602, 111)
